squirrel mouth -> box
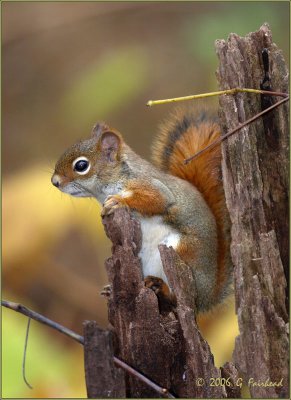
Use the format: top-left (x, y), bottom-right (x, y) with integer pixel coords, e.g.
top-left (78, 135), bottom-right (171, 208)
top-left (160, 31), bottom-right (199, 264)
top-left (70, 191), bottom-right (83, 196)
top-left (59, 185), bottom-right (88, 197)
top-left (68, 189), bottom-right (90, 197)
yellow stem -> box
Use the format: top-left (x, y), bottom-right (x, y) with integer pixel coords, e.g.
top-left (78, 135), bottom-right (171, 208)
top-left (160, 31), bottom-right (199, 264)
top-left (146, 88), bottom-right (288, 107)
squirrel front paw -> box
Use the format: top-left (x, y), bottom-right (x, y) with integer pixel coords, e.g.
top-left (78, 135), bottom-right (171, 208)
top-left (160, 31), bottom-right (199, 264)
top-left (100, 284), bottom-right (112, 298)
top-left (101, 195), bottom-right (127, 216)
top-left (144, 275), bottom-right (177, 313)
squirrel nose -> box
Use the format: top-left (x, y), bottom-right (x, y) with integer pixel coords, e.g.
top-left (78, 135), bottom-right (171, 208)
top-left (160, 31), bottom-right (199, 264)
top-left (51, 174), bottom-right (61, 188)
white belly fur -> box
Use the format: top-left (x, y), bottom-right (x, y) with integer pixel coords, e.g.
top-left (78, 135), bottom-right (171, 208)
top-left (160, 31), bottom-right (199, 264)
top-left (138, 216), bottom-right (181, 285)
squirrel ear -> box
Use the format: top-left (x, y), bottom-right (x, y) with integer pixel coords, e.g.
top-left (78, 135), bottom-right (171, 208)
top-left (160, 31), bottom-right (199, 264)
top-left (100, 131), bottom-right (121, 162)
top-left (91, 122), bottom-right (110, 139)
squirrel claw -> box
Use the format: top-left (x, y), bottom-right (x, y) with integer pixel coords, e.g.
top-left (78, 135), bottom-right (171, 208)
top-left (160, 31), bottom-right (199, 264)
top-left (100, 284), bottom-right (112, 298)
top-left (144, 275), bottom-right (177, 313)
top-left (101, 195), bottom-right (121, 216)
top-left (144, 275), bottom-right (165, 295)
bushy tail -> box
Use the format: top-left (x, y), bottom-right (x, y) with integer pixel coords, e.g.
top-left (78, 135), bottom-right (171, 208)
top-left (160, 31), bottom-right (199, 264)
top-left (152, 107), bottom-right (232, 300)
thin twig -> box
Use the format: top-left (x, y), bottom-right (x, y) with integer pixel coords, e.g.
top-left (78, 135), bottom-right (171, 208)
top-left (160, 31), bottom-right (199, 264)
top-left (22, 318), bottom-right (33, 389)
top-left (184, 95), bottom-right (289, 164)
top-left (2, 299), bottom-right (175, 398)
top-left (2, 300), bottom-right (84, 344)
top-left (146, 87), bottom-right (288, 107)
top-left (113, 357), bottom-right (175, 398)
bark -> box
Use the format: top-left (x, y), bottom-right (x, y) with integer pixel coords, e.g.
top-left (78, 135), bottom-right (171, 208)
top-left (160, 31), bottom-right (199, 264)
top-left (83, 321), bottom-right (126, 398)
top-left (102, 208), bottom-right (236, 398)
top-left (215, 23), bottom-right (289, 398)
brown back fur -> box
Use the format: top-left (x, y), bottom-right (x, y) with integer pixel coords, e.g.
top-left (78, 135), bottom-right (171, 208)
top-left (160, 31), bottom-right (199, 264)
top-left (151, 107), bottom-right (231, 299)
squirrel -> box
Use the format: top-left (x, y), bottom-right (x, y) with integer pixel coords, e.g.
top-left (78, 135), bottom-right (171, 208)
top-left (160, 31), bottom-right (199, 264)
top-left (51, 108), bottom-right (232, 313)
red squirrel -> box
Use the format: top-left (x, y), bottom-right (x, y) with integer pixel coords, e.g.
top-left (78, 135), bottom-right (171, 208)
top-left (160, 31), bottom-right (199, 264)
top-left (51, 108), bottom-right (232, 312)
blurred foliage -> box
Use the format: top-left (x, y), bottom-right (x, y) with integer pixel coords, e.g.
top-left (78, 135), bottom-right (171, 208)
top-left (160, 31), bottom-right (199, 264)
top-left (182, 2), bottom-right (289, 89)
top-left (63, 48), bottom-right (148, 128)
top-left (3, 166), bottom-right (106, 266)
top-left (3, 166), bottom-right (109, 327)
top-left (198, 299), bottom-right (239, 368)
top-left (184, 2), bottom-right (288, 62)
top-left (2, 304), bottom-right (86, 398)
top-left (2, 2), bottom-right (289, 398)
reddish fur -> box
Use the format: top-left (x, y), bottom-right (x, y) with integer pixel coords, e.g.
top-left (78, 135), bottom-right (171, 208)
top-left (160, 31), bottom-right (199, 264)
top-left (121, 181), bottom-right (167, 216)
top-left (144, 276), bottom-right (177, 311)
top-left (152, 109), bottom-right (230, 301)
top-left (176, 238), bottom-right (198, 266)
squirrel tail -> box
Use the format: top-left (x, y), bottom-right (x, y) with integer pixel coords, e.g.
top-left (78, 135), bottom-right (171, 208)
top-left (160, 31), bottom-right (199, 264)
top-left (152, 107), bottom-right (232, 301)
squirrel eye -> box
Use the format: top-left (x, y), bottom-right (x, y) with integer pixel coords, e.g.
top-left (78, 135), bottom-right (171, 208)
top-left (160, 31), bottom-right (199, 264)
top-left (72, 157), bottom-right (90, 175)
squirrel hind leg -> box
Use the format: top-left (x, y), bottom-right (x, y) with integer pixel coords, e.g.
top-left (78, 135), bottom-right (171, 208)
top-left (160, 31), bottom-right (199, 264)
top-left (144, 275), bottom-right (177, 314)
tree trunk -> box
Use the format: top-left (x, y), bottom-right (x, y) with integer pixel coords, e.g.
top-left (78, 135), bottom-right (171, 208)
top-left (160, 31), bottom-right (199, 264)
top-left (215, 23), bottom-right (289, 398)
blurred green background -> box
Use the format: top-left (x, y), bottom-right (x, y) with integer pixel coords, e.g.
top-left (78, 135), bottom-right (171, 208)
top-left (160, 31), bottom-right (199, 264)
top-left (2, 2), bottom-right (289, 398)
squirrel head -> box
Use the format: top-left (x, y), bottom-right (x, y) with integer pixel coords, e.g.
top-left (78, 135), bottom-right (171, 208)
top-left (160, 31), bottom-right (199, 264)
top-left (51, 122), bottom-right (124, 201)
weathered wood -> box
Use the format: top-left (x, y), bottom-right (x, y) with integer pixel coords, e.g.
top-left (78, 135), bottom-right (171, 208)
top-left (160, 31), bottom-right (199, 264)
top-left (83, 321), bottom-right (126, 398)
top-left (102, 209), bottom-right (239, 398)
top-left (103, 209), bottom-right (179, 398)
top-left (220, 361), bottom-right (241, 398)
top-left (159, 245), bottom-right (239, 399)
top-left (215, 23), bottom-right (289, 398)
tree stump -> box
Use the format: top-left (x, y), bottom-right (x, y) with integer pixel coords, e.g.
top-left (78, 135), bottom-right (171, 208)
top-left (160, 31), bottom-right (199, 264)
top-left (102, 208), bottom-right (233, 398)
top-left (215, 23), bottom-right (289, 398)
top-left (83, 321), bottom-right (126, 398)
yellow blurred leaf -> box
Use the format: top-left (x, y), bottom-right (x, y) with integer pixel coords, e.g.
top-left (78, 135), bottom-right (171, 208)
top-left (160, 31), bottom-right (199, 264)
top-left (3, 165), bottom-right (106, 266)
